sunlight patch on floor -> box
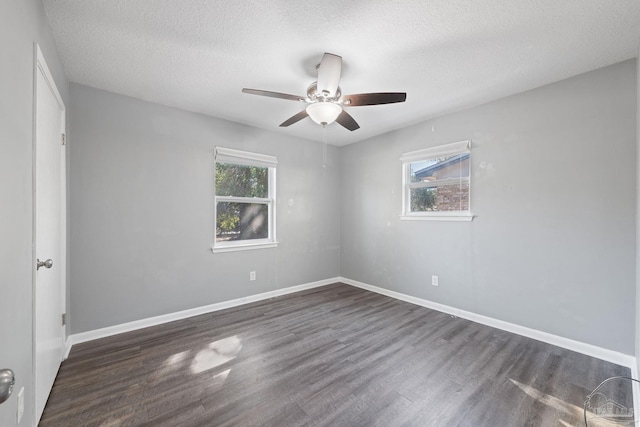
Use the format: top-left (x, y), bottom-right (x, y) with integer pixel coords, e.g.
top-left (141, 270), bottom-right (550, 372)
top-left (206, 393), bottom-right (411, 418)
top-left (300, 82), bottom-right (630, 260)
top-left (510, 378), bottom-right (584, 424)
top-left (208, 368), bottom-right (232, 392)
top-left (99, 418), bottom-right (122, 427)
top-left (191, 335), bottom-right (243, 374)
top-left (152, 350), bottom-right (192, 380)
top-left (166, 350), bottom-right (189, 365)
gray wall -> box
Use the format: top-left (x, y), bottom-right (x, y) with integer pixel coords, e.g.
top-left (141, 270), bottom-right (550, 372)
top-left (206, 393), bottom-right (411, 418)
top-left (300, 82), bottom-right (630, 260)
top-left (340, 60), bottom-right (637, 355)
top-left (68, 84), bottom-right (341, 333)
top-left (0, 1), bottom-right (69, 426)
top-left (71, 61), bottom-right (637, 355)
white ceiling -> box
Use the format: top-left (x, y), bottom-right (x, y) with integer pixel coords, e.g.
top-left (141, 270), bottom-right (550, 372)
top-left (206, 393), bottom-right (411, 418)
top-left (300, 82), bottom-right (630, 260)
top-left (43, 0), bottom-right (640, 146)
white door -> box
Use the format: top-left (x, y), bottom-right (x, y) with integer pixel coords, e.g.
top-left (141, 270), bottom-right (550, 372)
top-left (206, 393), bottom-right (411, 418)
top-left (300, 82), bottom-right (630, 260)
top-left (34, 45), bottom-right (66, 424)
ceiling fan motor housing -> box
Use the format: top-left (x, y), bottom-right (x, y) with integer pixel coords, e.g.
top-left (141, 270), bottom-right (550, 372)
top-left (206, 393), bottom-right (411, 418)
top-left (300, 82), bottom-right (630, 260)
top-left (307, 82), bottom-right (341, 102)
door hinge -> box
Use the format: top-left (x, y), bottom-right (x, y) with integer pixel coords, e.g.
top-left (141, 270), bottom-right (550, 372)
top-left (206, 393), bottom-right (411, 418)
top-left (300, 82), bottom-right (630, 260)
top-left (62, 313), bottom-right (67, 326)
top-left (61, 133), bottom-right (66, 146)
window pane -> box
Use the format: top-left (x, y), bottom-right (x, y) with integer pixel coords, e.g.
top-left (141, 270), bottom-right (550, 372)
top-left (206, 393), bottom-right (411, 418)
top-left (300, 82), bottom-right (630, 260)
top-left (410, 153), bottom-right (469, 183)
top-left (410, 183), bottom-right (469, 212)
top-left (215, 163), bottom-right (268, 198)
top-left (410, 187), bottom-right (437, 211)
top-left (216, 202), bottom-right (268, 242)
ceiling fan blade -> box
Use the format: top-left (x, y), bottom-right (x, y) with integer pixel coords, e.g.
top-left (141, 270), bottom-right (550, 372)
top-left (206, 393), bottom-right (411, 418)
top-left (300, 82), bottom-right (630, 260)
top-left (342, 92), bottom-right (407, 106)
top-left (336, 110), bottom-right (360, 131)
top-left (317, 53), bottom-right (342, 97)
top-left (279, 110), bottom-right (309, 127)
top-left (242, 88), bottom-right (306, 102)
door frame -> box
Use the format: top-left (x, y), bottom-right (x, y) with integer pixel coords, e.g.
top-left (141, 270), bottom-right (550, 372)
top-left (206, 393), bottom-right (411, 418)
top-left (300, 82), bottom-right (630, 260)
top-left (32, 43), bottom-right (67, 424)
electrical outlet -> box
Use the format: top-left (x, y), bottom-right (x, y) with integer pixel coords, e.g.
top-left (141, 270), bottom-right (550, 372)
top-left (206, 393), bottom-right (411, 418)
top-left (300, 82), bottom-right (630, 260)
top-left (250, 271), bottom-right (256, 281)
top-left (432, 275), bottom-right (439, 287)
top-left (17, 387), bottom-right (24, 424)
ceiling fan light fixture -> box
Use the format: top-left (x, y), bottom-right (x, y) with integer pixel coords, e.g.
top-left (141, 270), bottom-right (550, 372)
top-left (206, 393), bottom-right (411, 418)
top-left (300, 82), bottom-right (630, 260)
top-left (243, 52), bottom-right (406, 132)
top-left (306, 102), bottom-right (342, 126)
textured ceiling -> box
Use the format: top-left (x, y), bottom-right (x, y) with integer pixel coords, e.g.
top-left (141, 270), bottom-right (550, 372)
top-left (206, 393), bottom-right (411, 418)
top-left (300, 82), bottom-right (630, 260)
top-left (43, 0), bottom-right (640, 146)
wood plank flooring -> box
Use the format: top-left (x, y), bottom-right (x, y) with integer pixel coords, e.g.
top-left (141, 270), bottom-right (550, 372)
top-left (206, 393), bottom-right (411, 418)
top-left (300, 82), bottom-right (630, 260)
top-left (40, 283), bottom-right (632, 426)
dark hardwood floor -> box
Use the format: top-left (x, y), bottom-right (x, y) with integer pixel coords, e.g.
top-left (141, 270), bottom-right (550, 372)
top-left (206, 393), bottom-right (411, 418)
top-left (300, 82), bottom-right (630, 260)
top-left (40, 283), bottom-right (632, 426)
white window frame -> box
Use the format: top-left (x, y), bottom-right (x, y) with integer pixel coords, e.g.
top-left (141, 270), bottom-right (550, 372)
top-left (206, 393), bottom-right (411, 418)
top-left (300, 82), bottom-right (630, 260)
top-left (213, 146), bottom-right (278, 253)
top-left (400, 140), bottom-right (473, 222)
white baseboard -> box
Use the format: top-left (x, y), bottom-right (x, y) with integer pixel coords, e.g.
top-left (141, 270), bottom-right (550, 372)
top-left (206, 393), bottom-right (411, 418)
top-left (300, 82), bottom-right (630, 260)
top-left (63, 335), bottom-right (72, 360)
top-left (67, 275), bottom-right (637, 377)
top-left (338, 276), bottom-right (637, 370)
top-left (631, 361), bottom-right (640, 420)
top-left (68, 277), bottom-right (339, 348)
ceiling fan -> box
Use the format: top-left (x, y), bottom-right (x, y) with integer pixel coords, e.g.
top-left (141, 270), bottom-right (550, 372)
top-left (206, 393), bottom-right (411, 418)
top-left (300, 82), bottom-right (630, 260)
top-left (242, 53), bottom-right (407, 131)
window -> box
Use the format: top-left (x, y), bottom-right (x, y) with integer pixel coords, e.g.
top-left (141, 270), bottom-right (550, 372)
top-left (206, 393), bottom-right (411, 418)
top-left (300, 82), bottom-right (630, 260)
top-left (401, 140), bottom-right (472, 221)
top-left (213, 147), bottom-right (277, 252)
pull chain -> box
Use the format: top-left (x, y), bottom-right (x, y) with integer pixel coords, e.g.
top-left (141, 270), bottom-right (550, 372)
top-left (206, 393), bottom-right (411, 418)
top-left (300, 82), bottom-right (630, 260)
top-left (322, 124), bottom-right (328, 168)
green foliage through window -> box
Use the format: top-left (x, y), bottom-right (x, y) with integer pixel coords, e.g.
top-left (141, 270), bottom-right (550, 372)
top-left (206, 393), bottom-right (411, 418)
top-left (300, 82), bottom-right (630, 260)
top-left (410, 188), bottom-right (437, 211)
top-left (215, 162), bottom-right (271, 243)
top-left (216, 202), bottom-right (268, 241)
top-left (215, 163), bottom-right (268, 198)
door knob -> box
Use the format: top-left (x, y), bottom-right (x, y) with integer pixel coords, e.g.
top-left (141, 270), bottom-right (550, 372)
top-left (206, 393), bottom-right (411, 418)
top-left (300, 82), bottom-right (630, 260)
top-left (37, 259), bottom-right (53, 270)
top-left (0, 369), bottom-right (15, 404)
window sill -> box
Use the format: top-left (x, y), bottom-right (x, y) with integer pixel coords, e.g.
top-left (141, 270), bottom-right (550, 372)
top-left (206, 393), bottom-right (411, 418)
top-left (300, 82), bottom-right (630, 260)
top-left (400, 214), bottom-right (474, 222)
top-left (212, 241), bottom-right (279, 253)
